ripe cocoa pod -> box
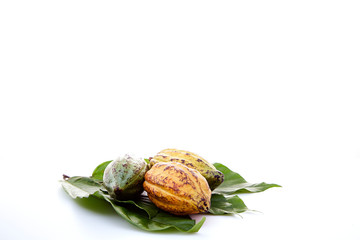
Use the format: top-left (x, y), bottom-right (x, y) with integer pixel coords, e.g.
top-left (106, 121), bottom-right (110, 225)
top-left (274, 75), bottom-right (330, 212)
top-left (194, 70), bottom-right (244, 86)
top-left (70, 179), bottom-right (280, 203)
top-left (150, 148), bottom-right (224, 190)
top-left (143, 162), bottom-right (211, 215)
top-left (103, 154), bottom-right (148, 200)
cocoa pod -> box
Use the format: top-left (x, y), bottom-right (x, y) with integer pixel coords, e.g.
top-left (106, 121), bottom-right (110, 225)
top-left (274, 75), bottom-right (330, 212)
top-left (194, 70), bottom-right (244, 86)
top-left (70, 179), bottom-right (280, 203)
top-left (103, 154), bottom-right (147, 200)
top-left (150, 148), bottom-right (224, 190)
top-left (143, 162), bottom-right (211, 215)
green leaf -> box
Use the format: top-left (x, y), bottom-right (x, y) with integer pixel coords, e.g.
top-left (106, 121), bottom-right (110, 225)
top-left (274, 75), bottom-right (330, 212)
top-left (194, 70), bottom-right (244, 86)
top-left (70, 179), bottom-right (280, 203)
top-left (151, 211), bottom-right (206, 233)
top-left (129, 196), bottom-right (159, 218)
top-left (209, 194), bottom-right (248, 215)
top-left (213, 163), bottom-right (281, 195)
top-left (91, 160), bottom-right (112, 181)
top-left (186, 216), bottom-right (206, 233)
top-left (61, 176), bottom-right (102, 199)
top-left (61, 161), bottom-right (281, 233)
top-left (102, 193), bottom-right (159, 219)
top-left (104, 196), bottom-right (169, 231)
top-left (103, 195), bottom-right (205, 232)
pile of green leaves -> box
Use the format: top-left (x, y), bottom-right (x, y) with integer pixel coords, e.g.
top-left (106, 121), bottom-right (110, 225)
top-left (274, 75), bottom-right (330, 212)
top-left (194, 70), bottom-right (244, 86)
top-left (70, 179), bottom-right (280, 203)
top-left (60, 161), bottom-right (280, 233)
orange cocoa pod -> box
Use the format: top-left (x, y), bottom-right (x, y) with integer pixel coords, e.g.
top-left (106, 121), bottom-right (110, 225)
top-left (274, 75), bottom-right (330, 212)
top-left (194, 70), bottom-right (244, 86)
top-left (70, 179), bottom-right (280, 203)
top-left (143, 162), bottom-right (211, 215)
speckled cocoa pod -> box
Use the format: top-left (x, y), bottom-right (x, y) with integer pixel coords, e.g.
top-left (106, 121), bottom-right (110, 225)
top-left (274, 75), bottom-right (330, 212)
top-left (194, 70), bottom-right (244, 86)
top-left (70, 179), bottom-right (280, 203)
top-left (103, 154), bottom-right (148, 200)
top-left (143, 162), bottom-right (211, 215)
top-left (150, 148), bottom-right (224, 190)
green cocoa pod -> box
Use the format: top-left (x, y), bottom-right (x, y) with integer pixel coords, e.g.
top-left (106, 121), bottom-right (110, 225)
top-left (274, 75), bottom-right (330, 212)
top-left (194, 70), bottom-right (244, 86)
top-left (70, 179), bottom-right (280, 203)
top-left (103, 154), bottom-right (148, 200)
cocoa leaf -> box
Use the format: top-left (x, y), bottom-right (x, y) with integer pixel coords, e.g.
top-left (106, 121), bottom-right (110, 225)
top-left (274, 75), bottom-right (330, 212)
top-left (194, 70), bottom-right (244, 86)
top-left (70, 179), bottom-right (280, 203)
top-left (91, 160), bottom-right (112, 181)
top-left (209, 194), bottom-right (248, 215)
top-left (61, 161), bottom-right (281, 233)
top-left (101, 192), bottom-right (159, 219)
top-left (213, 163), bottom-right (281, 195)
top-left (61, 176), bottom-right (102, 199)
top-left (103, 195), bottom-right (206, 232)
top-left (151, 211), bottom-right (206, 232)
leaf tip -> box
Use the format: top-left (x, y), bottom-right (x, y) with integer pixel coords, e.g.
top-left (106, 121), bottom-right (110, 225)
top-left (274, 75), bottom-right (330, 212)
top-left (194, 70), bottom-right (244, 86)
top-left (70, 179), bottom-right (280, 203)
top-left (187, 216), bottom-right (206, 233)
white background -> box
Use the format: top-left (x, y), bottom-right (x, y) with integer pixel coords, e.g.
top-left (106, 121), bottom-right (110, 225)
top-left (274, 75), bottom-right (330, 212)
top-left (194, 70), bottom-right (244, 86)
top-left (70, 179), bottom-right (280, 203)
top-left (1, 1), bottom-right (359, 239)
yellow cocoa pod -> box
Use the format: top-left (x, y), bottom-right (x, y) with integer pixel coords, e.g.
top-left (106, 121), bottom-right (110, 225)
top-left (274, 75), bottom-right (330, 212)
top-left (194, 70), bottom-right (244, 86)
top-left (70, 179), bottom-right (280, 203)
top-left (143, 162), bottom-right (211, 215)
top-left (150, 148), bottom-right (224, 190)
